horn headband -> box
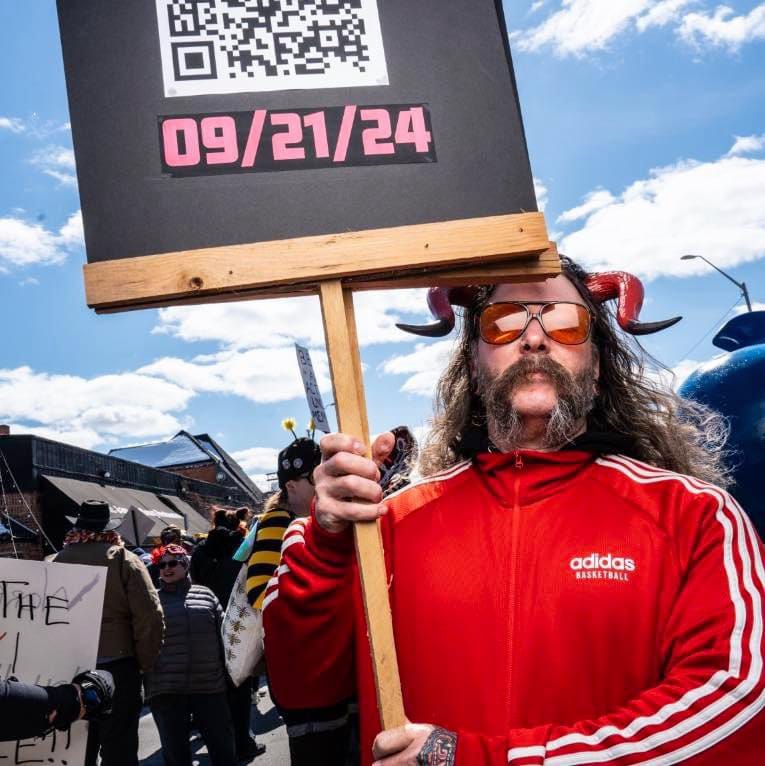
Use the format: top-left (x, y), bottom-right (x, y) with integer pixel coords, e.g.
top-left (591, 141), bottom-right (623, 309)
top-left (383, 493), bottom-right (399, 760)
top-left (396, 271), bottom-right (681, 338)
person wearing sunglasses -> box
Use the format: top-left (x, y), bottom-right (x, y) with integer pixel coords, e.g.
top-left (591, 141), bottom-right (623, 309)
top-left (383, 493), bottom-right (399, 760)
top-left (262, 256), bottom-right (764, 765)
top-left (144, 544), bottom-right (237, 766)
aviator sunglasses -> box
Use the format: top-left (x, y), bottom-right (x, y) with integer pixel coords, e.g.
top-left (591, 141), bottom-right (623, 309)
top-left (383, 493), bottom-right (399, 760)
top-left (478, 301), bottom-right (594, 346)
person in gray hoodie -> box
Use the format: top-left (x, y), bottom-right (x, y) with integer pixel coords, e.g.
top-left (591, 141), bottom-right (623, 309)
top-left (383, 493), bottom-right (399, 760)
top-left (144, 543), bottom-right (237, 766)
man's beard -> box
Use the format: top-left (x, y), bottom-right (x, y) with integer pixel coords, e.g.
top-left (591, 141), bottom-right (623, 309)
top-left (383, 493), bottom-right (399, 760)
top-left (475, 355), bottom-right (597, 451)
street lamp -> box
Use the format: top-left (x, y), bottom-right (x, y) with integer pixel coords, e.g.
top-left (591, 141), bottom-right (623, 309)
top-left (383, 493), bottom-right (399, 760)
top-left (680, 254), bottom-right (753, 312)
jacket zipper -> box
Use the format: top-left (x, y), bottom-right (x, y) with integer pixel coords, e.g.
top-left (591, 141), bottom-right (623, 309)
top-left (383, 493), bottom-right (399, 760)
top-left (508, 450), bottom-right (523, 724)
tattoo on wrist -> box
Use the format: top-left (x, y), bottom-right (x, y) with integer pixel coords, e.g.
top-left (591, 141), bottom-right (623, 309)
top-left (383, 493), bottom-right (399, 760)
top-left (417, 727), bottom-right (457, 766)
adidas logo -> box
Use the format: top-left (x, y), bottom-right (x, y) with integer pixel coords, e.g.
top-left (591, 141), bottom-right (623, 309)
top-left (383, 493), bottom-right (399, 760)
top-left (569, 553), bottom-right (635, 581)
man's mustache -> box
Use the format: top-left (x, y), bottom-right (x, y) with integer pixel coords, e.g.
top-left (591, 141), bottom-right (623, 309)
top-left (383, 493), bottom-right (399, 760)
top-left (481, 356), bottom-right (575, 397)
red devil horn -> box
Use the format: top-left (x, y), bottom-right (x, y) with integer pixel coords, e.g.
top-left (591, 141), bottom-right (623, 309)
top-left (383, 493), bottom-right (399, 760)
top-left (396, 286), bottom-right (481, 338)
top-left (584, 272), bottom-right (681, 335)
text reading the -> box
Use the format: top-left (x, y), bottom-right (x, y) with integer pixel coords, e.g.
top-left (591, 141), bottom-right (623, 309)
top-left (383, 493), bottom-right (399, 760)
top-left (159, 104), bottom-right (436, 176)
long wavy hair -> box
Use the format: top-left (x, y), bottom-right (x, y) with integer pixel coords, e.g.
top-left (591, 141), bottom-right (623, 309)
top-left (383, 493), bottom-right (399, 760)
top-left (418, 257), bottom-right (731, 486)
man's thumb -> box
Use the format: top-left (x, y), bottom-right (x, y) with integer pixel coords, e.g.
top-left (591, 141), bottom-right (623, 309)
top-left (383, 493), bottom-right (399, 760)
top-left (371, 431), bottom-right (395, 466)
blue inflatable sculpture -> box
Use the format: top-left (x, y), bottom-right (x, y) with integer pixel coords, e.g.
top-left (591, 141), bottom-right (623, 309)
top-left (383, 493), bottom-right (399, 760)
top-left (679, 311), bottom-right (765, 537)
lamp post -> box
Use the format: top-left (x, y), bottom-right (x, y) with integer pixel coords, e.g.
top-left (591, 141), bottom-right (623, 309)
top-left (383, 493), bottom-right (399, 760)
top-left (681, 254), bottom-right (753, 312)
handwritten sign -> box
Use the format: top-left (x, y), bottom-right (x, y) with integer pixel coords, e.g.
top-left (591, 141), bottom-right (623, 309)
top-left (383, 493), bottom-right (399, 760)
top-left (295, 344), bottom-right (331, 434)
top-left (0, 559), bottom-right (106, 766)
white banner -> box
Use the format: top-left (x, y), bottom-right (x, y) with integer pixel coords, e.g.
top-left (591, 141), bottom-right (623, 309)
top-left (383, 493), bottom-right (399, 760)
top-left (295, 344), bottom-right (331, 434)
top-left (0, 559), bottom-right (107, 765)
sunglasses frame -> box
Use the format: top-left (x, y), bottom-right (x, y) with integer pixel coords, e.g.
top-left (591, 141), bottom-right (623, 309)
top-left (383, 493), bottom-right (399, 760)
top-left (158, 559), bottom-right (183, 570)
top-left (478, 301), bottom-right (594, 346)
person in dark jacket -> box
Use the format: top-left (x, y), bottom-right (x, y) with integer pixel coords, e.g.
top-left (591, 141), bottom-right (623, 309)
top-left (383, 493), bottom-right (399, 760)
top-left (190, 507), bottom-right (264, 761)
top-left (189, 507), bottom-right (248, 606)
top-left (145, 544), bottom-right (237, 766)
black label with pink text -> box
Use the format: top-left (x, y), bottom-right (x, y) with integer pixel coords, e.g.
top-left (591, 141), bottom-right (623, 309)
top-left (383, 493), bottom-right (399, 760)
top-left (158, 104), bottom-right (436, 176)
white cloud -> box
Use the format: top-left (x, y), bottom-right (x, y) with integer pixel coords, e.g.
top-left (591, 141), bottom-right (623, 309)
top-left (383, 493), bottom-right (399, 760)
top-left (557, 189), bottom-right (616, 222)
top-left (510, 0), bottom-right (765, 56)
top-left (141, 288), bottom-right (431, 413)
top-left (734, 302), bottom-right (765, 314)
top-left (679, 3), bottom-right (765, 49)
top-left (512, 1), bottom-right (660, 56)
top-left (153, 288), bottom-right (429, 350)
top-left (380, 340), bottom-right (455, 397)
top-left (727, 133), bottom-right (765, 156)
top-left (56, 211), bottom-right (84, 248)
top-left (230, 447), bottom-right (282, 491)
top-left (559, 148), bottom-right (765, 280)
top-left (231, 446), bottom-right (280, 474)
top-left (534, 177), bottom-right (549, 211)
top-left (4, 423), bottom-right (105, 451)
top-left (30, 145), bottom-right (78, 187)
top-left (669, 358), bottom-right (705, 389)
top-left (636, 0), bottom-right (696, 31)
top-left (645, 358), bottom-right (703, 391)
top-left (0, 212), bottom-right (83, 271)
top-left (32, 146), bottom-right (75, 169)
top-left (530, 1), bottom-right (548, 13)
top-left (0, 367), bottom-right (194, 450)
top-left (40, 169), bottom-right (77, 187)
top-left (139, 346), bottom-right (332, 404)
top-left (154, 296), bottom-right (324, 349)
top-left (0, 117), bottom-right (25, 134)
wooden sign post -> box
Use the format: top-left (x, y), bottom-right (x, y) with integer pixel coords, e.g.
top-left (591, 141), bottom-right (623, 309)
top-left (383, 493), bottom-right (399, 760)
top-left (56, 0), bottom-right (559, 728)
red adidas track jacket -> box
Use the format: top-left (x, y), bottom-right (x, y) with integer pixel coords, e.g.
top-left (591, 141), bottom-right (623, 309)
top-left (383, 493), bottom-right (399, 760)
top-left (263, 449), bottom-right (765, 764)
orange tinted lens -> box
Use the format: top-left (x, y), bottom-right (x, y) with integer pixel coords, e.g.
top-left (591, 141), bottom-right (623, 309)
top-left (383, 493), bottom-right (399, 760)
top-left (541, 303), bottom-right (591, 344)
top-left (479, 303), bottom-right (528, 344)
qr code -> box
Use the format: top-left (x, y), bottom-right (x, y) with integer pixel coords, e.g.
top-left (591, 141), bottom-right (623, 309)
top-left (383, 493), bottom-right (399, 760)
top-left (155, 0), bottom-right (389, 97)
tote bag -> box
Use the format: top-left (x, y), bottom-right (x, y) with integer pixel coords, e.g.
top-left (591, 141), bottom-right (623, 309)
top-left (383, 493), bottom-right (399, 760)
top-left (221, 555), bottom-right (264, 686)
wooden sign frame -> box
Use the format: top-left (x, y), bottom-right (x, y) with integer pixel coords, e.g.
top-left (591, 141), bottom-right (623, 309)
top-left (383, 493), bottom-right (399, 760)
top-left (83, 212), bottom-right (549, 312)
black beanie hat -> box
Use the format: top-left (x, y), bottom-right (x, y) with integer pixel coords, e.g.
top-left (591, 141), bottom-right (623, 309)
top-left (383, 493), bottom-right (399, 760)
top-left (277, 438), bottom-right (321, 489)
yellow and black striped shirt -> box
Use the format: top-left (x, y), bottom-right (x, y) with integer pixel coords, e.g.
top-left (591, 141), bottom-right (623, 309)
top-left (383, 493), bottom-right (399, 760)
top-left (245, 507), bottom-right (293, 610)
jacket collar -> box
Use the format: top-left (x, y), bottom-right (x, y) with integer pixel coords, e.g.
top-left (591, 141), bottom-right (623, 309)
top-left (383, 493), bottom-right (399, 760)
top-left (457, 425), bottom-right (632, 458)
top-left (160, 576), bottom-right (191, 595)
top-left (472, 447), bottom-right (600, 507)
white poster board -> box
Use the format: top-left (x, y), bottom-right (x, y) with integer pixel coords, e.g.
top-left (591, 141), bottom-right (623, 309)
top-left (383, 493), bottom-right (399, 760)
top-left (295, 343), bottom-right (331, 434)
top-left (0, 559), bottom-right (107, 765)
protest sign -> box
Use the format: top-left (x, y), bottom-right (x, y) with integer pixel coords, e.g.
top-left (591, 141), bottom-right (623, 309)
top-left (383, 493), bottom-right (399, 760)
top-left (57, 0), bottom-right (553, 312)
top-left (295, 344), bottom-right (331, 434)
top-left (0, 559), bottom-right (106, 765)
top-left (57, 0), bottom-right (558, 726)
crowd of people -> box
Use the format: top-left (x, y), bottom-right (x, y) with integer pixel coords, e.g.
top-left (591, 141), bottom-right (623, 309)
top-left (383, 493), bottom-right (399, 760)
top-left (11, 259), bottom-right (764, 765)
top-left (46, 424), bottom-right (335, 766)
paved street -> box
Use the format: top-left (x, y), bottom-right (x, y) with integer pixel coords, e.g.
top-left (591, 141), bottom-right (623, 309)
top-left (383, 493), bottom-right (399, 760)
top-left (138, 679), bottom-right (289, 766)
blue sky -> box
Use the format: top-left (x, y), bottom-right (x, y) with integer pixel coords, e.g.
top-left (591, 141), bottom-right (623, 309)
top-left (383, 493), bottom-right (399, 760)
top-left (0, 1), bottom-right (763, 488)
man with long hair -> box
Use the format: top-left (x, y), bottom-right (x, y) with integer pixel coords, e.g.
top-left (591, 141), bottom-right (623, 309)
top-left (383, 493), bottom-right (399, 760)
top-left (263, 258), bottom-right (764, 765)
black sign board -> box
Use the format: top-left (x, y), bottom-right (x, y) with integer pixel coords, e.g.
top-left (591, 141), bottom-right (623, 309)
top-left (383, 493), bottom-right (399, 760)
top-left (57, 0), bottom-right (548, 310)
